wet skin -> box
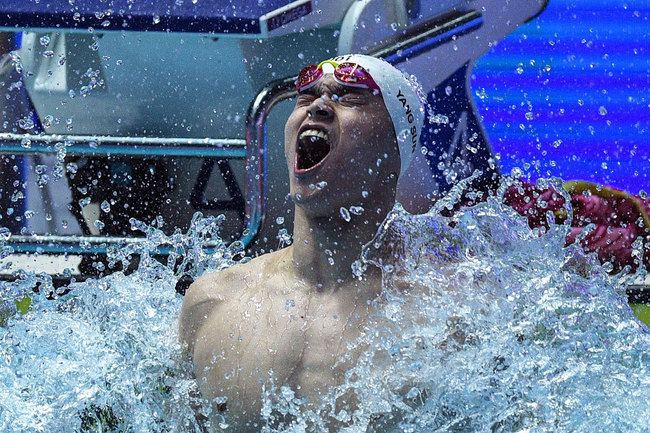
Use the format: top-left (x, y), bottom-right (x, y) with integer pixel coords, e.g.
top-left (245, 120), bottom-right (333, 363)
top-left (179, 75), bottom-right (401, 431)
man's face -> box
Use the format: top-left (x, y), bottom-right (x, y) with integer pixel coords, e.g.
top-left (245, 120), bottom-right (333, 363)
top-left (284, 74), bottom-right (400, 217)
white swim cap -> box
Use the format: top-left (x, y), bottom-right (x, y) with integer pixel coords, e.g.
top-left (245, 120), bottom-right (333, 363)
top-left (325, 54), bottom-right (424, 176)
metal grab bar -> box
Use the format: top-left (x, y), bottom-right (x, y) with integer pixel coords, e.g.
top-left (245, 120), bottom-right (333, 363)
top-left (242, 75), bottom-right (296, 247)
top-left (0, 133), bottom-right (246, 158)
top-left (4, 233), bottom-right (228, 255)
top-left (0, 132), bottom-right (256, 255)
top-left (369, 10), bottom-right (483, 64)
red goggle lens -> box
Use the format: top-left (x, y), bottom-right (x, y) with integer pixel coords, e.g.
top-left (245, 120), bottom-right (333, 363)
top-left (295, 62), bottom-right (380, 94)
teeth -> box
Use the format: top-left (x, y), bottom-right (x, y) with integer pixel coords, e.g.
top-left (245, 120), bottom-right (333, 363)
top-left (299, 129), bottom-right (329, 142)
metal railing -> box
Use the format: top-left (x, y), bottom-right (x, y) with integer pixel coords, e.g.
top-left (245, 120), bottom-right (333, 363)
top-left (0, 133), bottom-right (253, 254)
top-left (0, 133), bottom-right (246, 158)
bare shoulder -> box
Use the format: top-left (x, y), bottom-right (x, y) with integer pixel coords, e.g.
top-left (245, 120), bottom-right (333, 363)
top-left (184, 264), bottom-right (245, 306)
top-left (184, 249), bottom-right (287, 306)
top-left (178, 248), bottom-right (290, 352)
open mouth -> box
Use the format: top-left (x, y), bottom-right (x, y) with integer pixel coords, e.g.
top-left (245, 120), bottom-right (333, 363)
top-left (296, 128), bottom-right (331, 172)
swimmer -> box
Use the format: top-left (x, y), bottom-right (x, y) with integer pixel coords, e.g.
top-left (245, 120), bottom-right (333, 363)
top-left (178, 54), bottom-right (424, 431)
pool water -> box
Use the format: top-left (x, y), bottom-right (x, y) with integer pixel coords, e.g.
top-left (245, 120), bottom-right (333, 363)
top-left (1, 182), bottom-right (649, 432)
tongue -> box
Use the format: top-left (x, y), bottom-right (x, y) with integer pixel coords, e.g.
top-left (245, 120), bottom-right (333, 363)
top-left (297, 135), bottom-right (330, 170)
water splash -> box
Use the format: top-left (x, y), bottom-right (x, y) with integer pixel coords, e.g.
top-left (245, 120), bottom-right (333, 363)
top-left (259, 189), bottom-right (650, 432)
top-left (0, 212), bottom-right (242, 432)
top-left (1, 188), bottom-right (649, 432)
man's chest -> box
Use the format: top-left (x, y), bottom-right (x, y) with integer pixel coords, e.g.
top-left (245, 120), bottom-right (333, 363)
top-left (195, 289), bottom-right (371, 400)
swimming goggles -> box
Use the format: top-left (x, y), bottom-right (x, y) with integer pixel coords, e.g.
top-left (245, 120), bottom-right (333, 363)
top-left (295, 60), bottom-right (381, 94)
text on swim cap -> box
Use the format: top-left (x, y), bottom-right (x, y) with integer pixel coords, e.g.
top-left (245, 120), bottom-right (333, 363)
top-left (396, 89), bottom-right (419, 153)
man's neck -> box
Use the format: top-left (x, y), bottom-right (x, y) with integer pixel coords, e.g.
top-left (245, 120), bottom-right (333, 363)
top-left (289, 203), bottom-right (391, 292)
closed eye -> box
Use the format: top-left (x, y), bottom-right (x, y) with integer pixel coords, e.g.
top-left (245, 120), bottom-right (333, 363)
top-left (296, 94), bottom-right (317, 107)
top-left (338, 93), bottom-right (369, 106)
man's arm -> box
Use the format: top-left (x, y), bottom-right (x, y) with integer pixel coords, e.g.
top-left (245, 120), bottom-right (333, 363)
top-left (178, 270), bottom-right (234, 359)
top-left (504, 180), bottom-right (650, 272)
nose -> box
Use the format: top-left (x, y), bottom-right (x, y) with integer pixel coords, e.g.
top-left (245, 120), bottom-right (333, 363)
top-left (307, 97), bottom-right (334, 120)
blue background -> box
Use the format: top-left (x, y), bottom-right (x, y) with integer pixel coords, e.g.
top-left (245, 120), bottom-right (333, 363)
top-left (472, 0), bottom-right (650, 194)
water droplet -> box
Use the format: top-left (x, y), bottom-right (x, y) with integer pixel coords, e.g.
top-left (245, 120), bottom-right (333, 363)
top-left (362, 190), bottom-right (369, 198)
top-left (276, 216), bottom-right (284, 224)
top-left (445, 86), bottom-right (452, 96)
top-left (42, 50), bottom-right (54, 58)
top-left (316, 181), bottom-right (327, 190)
top-left (297, 52), bottom-right (304, 60)
top-left (516, 66), bottom-right (524, 74)
top-left (578, 99), bottom-right (584, 106)
top-left (69, 89), bottom-right (76, 99)
top-left (94, 220), bottom-right (105, 230)
top-left (406, 387), bottom-right (420, 399)
top-left (599, 106), bottom-right (607, 116)
top-left (277, 228), bottom-right (292, 246)
top-left (510, 167), bottom-right (524, 178)
top-left (352, 260), bottom-right (366, 277)
top-left (24, 210), bottom-right (35, 219)
top-left (35, 165), bottom-right (49, 187)
top-left (153, 15), bottom-right (161, 24)
top-left (553, 139), bottom-right (562, 148)
top-left (284, 299), bottom-right (295, 311)
top-left (391, 22), bottom-right (398, 31)
top-left (525, 112), bottom-right (534, 120)
top-left (61, 219), bottom-right (68, 229)
top-left (601, 162), bottom-right (608, 169)
top-left (78, 197), bottom-right (91, 208)
top-left (374, 14), bottom-right (381, 23)
top-left (101, 200), bottom-right (111, 213)
top-left (18, 117), bottom-right (34, 130)
top-left (339, 207), bottom-right (351, 222)
top-left (349, 206), bottom-right (364, 215)
top-left (39, 36), bottom-right (50, 47)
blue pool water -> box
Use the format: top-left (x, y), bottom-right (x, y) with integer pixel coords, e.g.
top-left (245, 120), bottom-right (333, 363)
top-left (1, 183), bottom-right (648, 432)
